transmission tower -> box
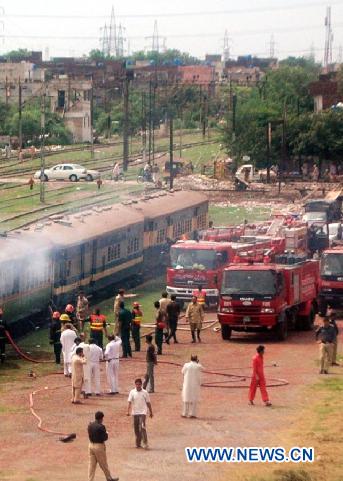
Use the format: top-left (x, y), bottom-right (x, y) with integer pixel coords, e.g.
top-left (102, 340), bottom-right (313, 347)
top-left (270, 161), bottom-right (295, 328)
top-left (108, 6), bottom-right (117, 57)
top-left (324, 6), bottom-right (334, 69)
top-left (269, 34), bottom-right (276, 58)
top-left (146, 20), bottom-right (166, 53)
top-left (101, 24), bottom-right (110, 56)
top-left (117, 23), bottom-right (125, 57)
top-left (308, 42), bottom-right (315, 61)
top-left (222, 29), bottom-right (230, 62)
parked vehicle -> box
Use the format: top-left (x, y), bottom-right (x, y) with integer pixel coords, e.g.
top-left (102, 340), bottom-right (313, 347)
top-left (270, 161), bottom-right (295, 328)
top-left (318, 246), bottom-right (343, 315)
top-left (218, 253), bottom-right (319, 341)
top-left (33, 164), bottom-right (100, 182)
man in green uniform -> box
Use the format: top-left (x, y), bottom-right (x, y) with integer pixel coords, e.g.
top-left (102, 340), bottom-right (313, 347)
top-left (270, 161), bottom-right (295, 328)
top-left (119, 302), bottom-right (132, 358)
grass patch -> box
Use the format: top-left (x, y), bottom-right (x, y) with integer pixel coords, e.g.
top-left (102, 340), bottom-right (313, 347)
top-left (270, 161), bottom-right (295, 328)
top-left (209, 205), bottom-right (271, 226)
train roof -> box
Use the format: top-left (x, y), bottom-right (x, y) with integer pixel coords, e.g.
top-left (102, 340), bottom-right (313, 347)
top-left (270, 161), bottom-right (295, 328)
top-left (132, 190), bottom-right (208, 218)
top-left (22, 204), bottom-right (144, 246)
top-left (6, 190), bottom-right (208, 249)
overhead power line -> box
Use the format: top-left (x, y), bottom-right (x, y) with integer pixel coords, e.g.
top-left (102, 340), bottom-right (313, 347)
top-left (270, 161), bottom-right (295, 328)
top-left (3, 22), bottom-right (343, 41)
top-left (4, 0), bottom-right (343, 20)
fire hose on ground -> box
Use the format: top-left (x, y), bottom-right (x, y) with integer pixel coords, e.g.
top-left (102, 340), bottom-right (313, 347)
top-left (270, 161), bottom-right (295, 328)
top-left (5, 329), bottom-right (289, 441)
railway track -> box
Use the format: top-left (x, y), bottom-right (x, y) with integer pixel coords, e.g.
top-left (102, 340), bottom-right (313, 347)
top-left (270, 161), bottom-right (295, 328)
top-left (0, 139), bottom-right (219, 178)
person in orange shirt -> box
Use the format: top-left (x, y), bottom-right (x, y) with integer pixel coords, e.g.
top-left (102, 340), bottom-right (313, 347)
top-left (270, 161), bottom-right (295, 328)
top-left (131, 302), bottom-right (143, 352)
top-left (89, 309), bottom-right (108, 349)
top-left (249, 345), bottom-right (272, 406)
top-left (192, 284), bottom-right (206, 308)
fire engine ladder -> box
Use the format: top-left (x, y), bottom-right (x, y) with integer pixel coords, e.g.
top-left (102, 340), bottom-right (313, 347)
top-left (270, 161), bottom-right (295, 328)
top-left (266, 218), bottom-right (284, 237)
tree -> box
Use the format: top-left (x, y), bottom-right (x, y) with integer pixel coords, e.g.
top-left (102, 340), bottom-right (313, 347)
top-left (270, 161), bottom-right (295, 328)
top-left (3, 48), bottom-right (31, 60)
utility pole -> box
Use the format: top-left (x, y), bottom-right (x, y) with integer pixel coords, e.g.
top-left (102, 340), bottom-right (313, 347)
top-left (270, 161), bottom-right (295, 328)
top-left (179, 109), bottom-right (183, 158)
top-left (266, 122), bottom-right (271, 184)
top-left (40, 87), bottom-right (46, 203)
top-left (148, 80), bottom-right (152, 164)
top-left (169, 114), bottom-right (174, 190)
top-left (90, 83), bottom-right (94, 160)
top-left (152, 80), bottom-right (156, 162)
top-left (18, 77), bottom-right (22, 150)
top-left (123, 73), bottom-right (130, 172)
top-left (141, 91), bottom-right (147, 161)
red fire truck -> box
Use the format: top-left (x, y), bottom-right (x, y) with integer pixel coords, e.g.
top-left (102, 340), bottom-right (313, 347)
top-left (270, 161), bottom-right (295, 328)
top-left (166, 238), bottom-right (285, 307)
top-left (218, 254), bottom-right (319, 341)
top-left (318, 245), bottom-right (343, 315)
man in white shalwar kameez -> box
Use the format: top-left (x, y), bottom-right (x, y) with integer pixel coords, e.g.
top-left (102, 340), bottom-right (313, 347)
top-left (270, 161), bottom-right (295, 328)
top-left (105, 334), bottom-right (122, 394)
top-left (181, 355), bottom-right (203, 418)
top-left (60, 323), bottom-right (77, 377)
top-left (79, 333), bottom-right (91, 395)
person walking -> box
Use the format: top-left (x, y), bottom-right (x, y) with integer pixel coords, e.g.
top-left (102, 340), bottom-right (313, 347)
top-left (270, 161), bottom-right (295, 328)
top-left (60, 323), bottom-right (77, 377)
top-left (327, 307), bottom-right (340, 366)
top-left (112, 162), bottom-right (121, 181)
top-left (181, 355), bottom-right (203, 418)
top-left (315, 317), bottom-right (337, 374)
top-left (192, 285), bottom-right (206, 308)
top-left (88, 411), bottom-right (119, 481)
top-left (166, 295), bottom-right (181, 343)
top-left (154, 301), bottom-right (166, 355)
top-left (143, 335), bottom-right (157, 393)
top-left (105, 335), bottom-right (122, 394)
top-left (0, 307), bottom-right (8, 364)
top-left (76, 291), bottom-right (89, 331)
top-left (185, 296), bottom-right (204, 343)
top-left (131, 302), bottom-right (142, 352)
top-left (127, 378), bottom-right (153, 449)
top-left (88, 339), bottom-right (103, 396)
top-left (113, 289), bottom-right (125, 335)
top-left (71, 347), bottom-right (86, 404)
top-left (89, 309), bottom-right (108, 349)
top-left (249, 345), bottom-right (272, 406)
top-left (118, 302), bottom-right (132, 358)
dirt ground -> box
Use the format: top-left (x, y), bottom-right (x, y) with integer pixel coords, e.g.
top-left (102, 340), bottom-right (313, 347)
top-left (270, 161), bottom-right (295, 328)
top-left (0, 315), bottom-right (342, 481)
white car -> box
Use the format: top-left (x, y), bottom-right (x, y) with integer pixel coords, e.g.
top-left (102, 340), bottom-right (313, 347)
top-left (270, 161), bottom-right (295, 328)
top-left (33, 164), bottom-right (99, 182)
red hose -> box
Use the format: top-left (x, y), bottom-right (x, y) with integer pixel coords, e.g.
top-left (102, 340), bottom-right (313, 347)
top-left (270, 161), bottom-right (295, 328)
top-left (5, 330), bottom-right (54, 364)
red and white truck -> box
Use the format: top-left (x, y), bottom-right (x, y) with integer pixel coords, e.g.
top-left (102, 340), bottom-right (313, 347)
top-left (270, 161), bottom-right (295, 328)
top-left (217, 254), bottom-right (319, 341)
top-left (166, 238), bottom-right (285, 307)
top-left (318, 245), bottom-right (343, 315)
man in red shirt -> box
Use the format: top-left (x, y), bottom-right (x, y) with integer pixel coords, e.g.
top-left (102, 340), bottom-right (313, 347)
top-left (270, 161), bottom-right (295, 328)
top-left (249, 345), bottom-right (272, 406)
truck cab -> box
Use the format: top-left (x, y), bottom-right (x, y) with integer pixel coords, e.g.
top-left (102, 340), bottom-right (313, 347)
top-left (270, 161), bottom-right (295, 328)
top-left (218, 255), bottom-right (319, 341)
top-left (166, 240), bottom-right (251, 306)
top-left (318, 246), bottom-right (343, 314)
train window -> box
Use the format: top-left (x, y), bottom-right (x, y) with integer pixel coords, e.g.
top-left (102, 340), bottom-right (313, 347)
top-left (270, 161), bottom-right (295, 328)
top-left (167, 216), bottom-right (173, 226)
top-left (197, 213), bottom-right (207, 229)
top-left (157, 228), bottom-right (166, 243)
top-left (108, 244), bottom-right (121, 261)
top-left (145, 221), bottom-right (154, 232)
top-left (128, 238), bottom-right (139, 255)
top-left (185, 219), bottom-right (192, 233)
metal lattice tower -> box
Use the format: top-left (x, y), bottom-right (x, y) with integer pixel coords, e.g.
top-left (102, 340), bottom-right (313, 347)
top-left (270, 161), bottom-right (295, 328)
top-left (101, 23), bottom-right (109, 56)
top-left (324, 6), bottom-right (334, 68)
top-left (308, 42), bottom-right (315, 61)
top-left (223, 29), bottom-right (230, 62)
top-left (117, 23), bottom-right (125, 57)
top-left (108, 6), bottom-right (117, 57)
top-left (152, 20), bottom-right (159, 52)
top-left (269, 34), bottom-right (275, 58)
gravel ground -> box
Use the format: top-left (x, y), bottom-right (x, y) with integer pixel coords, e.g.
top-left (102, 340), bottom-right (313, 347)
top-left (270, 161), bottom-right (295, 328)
top-left (0, 314), bottom-right (342, 481)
